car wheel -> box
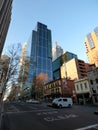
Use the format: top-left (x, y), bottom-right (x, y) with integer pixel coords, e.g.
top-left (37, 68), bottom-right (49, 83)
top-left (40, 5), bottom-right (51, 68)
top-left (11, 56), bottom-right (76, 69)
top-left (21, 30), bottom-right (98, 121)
top-left (59, 104), bottom-right (62, 108)
top-left (68, 104), bottom-right (71, 108)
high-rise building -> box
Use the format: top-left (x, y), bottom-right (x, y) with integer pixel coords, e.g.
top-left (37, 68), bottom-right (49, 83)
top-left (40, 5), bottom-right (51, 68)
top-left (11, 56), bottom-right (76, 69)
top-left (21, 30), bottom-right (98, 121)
top-left (0, 0), bottom-right (13, 56)
top-left (85, 27), bottom-right (98, 67)
top-left (24, 22), bottom-right (53, 97)
top-left (18, 43), bottom-right (27, 88)
top-left (61, 58), bottom-right (90, 80)
top-left (52, 42), bottom-right (63, 61)
top-left (53, 51), bottom-right (77, 79)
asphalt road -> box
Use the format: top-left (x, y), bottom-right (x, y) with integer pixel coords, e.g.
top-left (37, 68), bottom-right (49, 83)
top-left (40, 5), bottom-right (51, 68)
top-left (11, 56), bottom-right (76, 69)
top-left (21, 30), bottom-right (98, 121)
top-left (0, 102), bottom-right (98, 130)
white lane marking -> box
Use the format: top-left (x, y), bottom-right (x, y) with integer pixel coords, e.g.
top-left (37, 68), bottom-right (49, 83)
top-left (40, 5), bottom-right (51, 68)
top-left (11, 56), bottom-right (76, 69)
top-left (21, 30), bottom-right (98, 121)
top-left (75, 124), bottom-right (98, 130)
top-left (37, 111), bottom-right (58, 115)
top-left (44, 114), bottom-right (78, 122)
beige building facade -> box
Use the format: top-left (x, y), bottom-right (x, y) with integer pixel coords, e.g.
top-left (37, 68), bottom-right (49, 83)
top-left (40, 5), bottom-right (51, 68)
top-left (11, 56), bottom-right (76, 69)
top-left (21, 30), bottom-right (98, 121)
top-left (18, 43), bottom-right (29, 94)
top-left (61, 58), bottom-right (90, 80)
top-left (85, 27), bottom-right (98, 67)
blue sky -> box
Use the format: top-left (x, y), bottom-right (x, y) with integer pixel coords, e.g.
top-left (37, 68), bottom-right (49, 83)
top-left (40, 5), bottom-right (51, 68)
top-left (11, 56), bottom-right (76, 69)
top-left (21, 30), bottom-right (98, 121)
top-left (3, 0), bottom-right (98, 62)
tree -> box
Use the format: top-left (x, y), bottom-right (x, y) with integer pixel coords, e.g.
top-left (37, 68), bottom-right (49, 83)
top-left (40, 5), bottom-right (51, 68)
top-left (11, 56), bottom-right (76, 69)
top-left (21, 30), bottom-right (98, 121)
top-left (34, 73), bottom-right (48, 99)
top-left (7, 84), bottom-right (20, 101)
top-left (1, 43), bottom-right (21, 95)
top-left (0, 43), bottom-right (22, 102)
top-left (0, 43), bottom-right (22, 129)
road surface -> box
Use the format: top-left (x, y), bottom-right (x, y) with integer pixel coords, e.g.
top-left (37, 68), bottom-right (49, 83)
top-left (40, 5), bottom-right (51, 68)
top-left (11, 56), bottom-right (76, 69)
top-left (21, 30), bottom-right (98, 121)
top-left (0, 102), bottom-right (98, 130)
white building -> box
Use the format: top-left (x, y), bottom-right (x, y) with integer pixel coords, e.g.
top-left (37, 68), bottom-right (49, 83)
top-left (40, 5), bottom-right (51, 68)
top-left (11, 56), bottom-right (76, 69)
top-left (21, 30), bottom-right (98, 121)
top-left (52, 42), bottom-right (63, 61)
top-left (74, 77), bottom-right (91, 104)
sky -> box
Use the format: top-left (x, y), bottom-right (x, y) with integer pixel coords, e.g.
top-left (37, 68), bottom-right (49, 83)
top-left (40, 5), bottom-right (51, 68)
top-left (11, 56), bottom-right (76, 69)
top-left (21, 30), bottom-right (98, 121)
top-left (3, 0), bottom-right (98, 62)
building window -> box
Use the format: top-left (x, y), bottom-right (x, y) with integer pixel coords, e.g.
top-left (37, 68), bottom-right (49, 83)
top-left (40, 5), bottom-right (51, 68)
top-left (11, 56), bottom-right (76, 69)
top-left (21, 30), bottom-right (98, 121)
top-left (59, 81), bottom-right (61, 85)
top-left (95, 78), bottom-right (98, 83)
top-left (57, 88), bottom-right (59, 92)
top-left (87, 33), bottom-right (95, 49)
top-left (57, 81), bottom-right (59, 86)
top-left (94, 27), bottom-right (98, 39)
top-left (80, 84), bottom-right (83, 90)
top-left (92, 88), bottom-right (96, 93)
top-left (76, 85), bottom-right (79, 91)
top-left (90, 80), bottom-right (93, 85)
top-left (84, 82), bottom-right (87, 89)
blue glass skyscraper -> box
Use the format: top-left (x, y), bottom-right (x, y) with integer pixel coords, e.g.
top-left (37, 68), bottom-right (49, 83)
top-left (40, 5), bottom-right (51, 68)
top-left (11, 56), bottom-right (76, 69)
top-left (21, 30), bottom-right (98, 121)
top-left (25, 22), bottom-right (53, 93)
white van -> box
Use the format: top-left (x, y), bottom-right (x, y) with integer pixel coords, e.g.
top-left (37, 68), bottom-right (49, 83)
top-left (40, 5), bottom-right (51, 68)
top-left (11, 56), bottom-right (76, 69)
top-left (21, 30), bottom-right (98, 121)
top-left (52, 97), bottom-right (73, 108)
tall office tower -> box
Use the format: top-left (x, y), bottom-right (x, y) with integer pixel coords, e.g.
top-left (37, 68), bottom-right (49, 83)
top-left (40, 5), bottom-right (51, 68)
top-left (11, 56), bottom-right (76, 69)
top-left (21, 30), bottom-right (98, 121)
top-left (18, 43), bottom-right (27, 88)
top-left (85, 27), bottom-right (98, 67)
top-left (25, 22), bottom-right (53, 92)
top-left (52, 42), bottom-right (63, 61)
top-left (0, 0), bottom-right (13, 56)
top-left (20, 43), bottom-right (27, 67)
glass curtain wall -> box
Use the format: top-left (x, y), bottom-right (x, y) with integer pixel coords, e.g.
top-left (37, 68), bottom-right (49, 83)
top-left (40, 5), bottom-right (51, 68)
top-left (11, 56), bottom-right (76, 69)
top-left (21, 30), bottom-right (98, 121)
top-left (36, 22), bottom-right (52, 81)
top-left (25, 22), bottom-right (53, 96)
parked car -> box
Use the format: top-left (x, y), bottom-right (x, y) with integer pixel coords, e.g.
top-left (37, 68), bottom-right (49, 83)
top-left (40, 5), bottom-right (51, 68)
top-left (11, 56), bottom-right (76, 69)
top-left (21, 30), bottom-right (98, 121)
top-left (52, 97), bottom-right (73, 108)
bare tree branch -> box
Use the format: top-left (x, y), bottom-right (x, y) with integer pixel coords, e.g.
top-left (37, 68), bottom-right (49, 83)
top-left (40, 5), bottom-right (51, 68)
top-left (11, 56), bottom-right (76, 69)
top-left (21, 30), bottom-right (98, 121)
top-left (1, 43), bottom-right (22, 100)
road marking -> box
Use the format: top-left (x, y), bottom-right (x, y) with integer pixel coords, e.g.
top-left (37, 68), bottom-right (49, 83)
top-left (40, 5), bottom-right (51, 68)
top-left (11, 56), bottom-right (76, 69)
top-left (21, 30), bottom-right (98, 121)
top-left (44, 114), bottom-right (78, 122)
top-left (75, 124), bottom-right (98, 130)
top-left (37, 111), bottom-right (58, 115)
